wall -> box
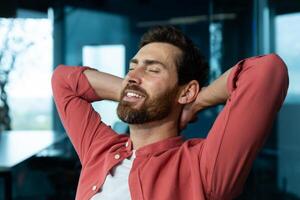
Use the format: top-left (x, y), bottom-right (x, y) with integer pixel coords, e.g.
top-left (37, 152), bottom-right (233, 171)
top-left (64, 8), bottom-right (130, 66)
top-left (278, 104), bottom-right (300, 196)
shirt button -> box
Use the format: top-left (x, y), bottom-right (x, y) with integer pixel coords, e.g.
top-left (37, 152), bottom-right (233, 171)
top-left (125, 142), bottom-right (129, 147)
top-left (114, 154), bottom-right (120, 159)
top-left (92, 185), bottom-right (97, 191)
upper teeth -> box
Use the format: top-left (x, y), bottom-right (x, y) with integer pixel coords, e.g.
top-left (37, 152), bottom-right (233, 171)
top-left (127, 92), bottom-right (142, 98)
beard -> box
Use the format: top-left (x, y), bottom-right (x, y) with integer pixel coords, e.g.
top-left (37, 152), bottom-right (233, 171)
top-left (117, 84), bottom-right (178, 124)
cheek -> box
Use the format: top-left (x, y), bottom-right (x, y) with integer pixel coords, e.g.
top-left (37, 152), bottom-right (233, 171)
top-left (144, 73), bottom-right (177, 98)
top-left (145, 79), bottom-right (165, 93)
top-left (146, 80), bottom-right (176, 101)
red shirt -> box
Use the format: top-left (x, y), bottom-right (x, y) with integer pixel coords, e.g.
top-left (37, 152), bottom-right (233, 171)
top-left (52, 54), bottom-right (288, 200)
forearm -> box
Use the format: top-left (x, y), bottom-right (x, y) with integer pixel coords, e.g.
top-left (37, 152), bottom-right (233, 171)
top-left (196, 67), bottom-right (232, 110)
top-left (83, 69), bottom-right (123, 102)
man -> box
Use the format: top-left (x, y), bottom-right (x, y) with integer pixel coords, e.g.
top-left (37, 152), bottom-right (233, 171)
top-left (52, 26), bottom-right (288, 200)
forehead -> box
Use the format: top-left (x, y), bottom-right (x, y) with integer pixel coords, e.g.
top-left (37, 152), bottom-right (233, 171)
top-left (133, 42), bottom-right (182, 68)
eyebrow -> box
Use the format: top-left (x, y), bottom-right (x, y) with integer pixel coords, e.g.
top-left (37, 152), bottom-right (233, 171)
top-left (130, 58), bottom-right (167, 69)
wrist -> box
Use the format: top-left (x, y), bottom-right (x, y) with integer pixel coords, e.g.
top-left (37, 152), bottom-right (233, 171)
top-left (195, 87), bottom-right (210, 111)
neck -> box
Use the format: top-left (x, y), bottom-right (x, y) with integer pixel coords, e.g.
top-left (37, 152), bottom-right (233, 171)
top-left (129, 116), bottom-right (179, 150)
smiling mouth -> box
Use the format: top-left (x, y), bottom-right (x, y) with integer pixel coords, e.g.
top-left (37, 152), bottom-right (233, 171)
top-left (126, 91), bottom-right (143, 98)
top-left (122, 90), bottom-right (146, 103)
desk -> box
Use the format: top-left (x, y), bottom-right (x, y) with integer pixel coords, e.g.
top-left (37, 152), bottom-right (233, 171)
top-left (0, 131), bottom-right (66, 200)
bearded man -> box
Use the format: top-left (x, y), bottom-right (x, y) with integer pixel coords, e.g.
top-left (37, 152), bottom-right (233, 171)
top-left (52, 26), bottom-right (288, 200)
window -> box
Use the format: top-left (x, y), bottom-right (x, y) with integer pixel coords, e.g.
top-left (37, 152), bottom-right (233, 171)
top-left (0, 17), bottom-right (53, 130)
top-left (275, 13), bottom-right (300, 103)
top-left (275, 11), bottom-right (300, 198)
top-left (82, 45), bottom-right (125, 128)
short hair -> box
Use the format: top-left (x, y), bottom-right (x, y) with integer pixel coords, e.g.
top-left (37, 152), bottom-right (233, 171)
top-left (139, 25), bottom-right (209, 86)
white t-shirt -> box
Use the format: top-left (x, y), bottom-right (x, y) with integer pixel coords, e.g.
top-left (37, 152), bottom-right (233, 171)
top-left (90, 150), bottom-right (136, 200)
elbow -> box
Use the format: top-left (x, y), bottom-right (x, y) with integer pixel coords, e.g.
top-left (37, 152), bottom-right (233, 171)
top-left (255, 53), bottom-right (289, 88)
top-left (51, 65), bottom-right (67, 92)
top-left (266, 53), bottom-right (288, 88)
top-left (260, 53), bottom-right (288, 77)
top-left (255, 54), bottom-right (289, 107)
top-left (51, 65), bottom-right (66, 85)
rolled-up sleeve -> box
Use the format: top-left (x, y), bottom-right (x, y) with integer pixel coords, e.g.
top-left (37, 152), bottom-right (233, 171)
top-left (200, 54), bottom-right (289, 199)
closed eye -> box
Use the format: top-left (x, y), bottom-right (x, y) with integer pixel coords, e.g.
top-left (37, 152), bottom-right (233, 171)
top-left (147, 67), bottom-right (160, 73)
top-left (148, 69), bottom-right (160, 73)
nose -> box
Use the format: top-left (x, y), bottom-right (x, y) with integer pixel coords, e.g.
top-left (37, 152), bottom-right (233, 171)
top-left (126, 67), bottom-right (143, 85)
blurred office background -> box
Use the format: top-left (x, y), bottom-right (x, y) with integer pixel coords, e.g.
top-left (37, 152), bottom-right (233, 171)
top-left (0, 0), bottom-right (299, 199)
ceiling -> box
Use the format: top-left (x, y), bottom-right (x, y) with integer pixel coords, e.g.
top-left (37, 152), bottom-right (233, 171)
top-left (2, 0), bottom-right (300, 19)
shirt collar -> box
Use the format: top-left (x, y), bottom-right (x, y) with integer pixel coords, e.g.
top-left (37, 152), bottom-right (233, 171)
top-left (125, 136), bottom-right (184, 157)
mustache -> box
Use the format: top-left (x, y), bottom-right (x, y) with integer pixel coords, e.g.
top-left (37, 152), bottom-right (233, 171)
top-left (121, 84), bottom-right (148, 97)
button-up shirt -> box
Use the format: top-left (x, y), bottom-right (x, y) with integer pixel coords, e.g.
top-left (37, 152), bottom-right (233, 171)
top-left (90, 150), bottom-right (136, 200)
top-left (51, 54), bottom-right (288, 200)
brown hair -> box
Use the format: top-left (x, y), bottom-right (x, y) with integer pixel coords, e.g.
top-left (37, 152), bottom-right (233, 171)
top-left (139, 25), bottom-right (209, 86)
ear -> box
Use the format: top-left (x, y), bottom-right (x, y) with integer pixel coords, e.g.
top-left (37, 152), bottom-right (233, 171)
top-left (178, 80), bottom-right (200, 105)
